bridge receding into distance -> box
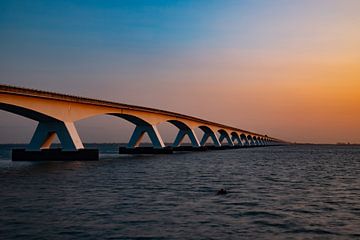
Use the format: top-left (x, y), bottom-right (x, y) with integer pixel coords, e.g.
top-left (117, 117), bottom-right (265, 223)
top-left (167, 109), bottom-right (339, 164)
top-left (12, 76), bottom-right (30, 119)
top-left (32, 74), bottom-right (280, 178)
top-left (0, 84), bottom-right (287, 161)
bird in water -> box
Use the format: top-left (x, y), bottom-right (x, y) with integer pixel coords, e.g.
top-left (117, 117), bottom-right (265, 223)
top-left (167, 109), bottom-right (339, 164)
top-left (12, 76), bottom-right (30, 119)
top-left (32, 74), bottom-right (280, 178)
top-left (216, 188), bottom-right (228, 195)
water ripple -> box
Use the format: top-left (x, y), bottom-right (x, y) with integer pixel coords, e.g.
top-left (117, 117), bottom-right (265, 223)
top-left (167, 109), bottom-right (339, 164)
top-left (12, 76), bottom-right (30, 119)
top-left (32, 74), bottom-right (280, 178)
top-left (0, 144), bottom-right (360, 239)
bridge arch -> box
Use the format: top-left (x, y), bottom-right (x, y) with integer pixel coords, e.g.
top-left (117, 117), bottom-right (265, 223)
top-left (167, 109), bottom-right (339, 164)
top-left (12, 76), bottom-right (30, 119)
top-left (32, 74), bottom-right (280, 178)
top-left (166, 120), bottom-right (200, 147)
top-left (0, 103), bottom-right (56, 122)
top-left (247, 135), bottom-right (255, 146)
top-left (218, 129), bottom-right (234, 146)
top-left (0, 103), bottom-right (85, 151)
top-left (231, 132), bottom-right (241, 146)
top-left (1, 85), bottom-right (284, 153)
top-left (240, 133), bottom-right (248, 146)
top-left (253, 136), bottom-right (260, 146)
top-left (252, 136), bottom-right (257, 146)
top-left (108, 113), bottom-right (165, 149)
top-left (198, 126), bottom-right (221, 147)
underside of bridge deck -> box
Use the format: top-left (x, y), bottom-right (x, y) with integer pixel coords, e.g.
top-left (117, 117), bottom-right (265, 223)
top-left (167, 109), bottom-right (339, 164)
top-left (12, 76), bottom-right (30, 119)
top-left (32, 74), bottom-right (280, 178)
top-left (0, 84), bottom-right (287, 160)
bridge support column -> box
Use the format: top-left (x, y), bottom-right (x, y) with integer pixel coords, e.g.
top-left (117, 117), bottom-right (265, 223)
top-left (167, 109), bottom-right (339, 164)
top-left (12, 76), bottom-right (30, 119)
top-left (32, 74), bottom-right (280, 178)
top-left (200, 129), bottom-right (221, 147)
top-left (28, 121), bottom-right (84, 151)
top-left (172, 129), bottom-right (200, 148)
top-left (247, 136), bottom-right (255, 146)
top-left (231, 134), bottom-right (242, 146)
top-left (219, 131), bottom-right (234, 146)
top-left (240, 135), bottom-right (248, 146)
top-left (13, 121), bottom-right (97, 161)
top-left (127, 124), bottom-right (165, 149)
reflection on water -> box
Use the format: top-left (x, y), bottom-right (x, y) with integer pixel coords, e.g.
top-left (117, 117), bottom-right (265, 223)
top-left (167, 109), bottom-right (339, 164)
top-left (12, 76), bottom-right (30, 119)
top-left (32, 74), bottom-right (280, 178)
top-left (0, 144), bottom-right (359, 239)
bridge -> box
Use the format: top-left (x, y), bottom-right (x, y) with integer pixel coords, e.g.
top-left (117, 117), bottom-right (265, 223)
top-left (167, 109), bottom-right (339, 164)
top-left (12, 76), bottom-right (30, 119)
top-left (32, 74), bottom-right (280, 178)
top-left (0, 84), bottom-right (286, 160)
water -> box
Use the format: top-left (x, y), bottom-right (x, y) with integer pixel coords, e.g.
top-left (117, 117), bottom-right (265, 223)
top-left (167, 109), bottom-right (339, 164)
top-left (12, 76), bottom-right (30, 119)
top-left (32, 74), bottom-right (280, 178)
top-left (0, 144), bottom-right (359, 239)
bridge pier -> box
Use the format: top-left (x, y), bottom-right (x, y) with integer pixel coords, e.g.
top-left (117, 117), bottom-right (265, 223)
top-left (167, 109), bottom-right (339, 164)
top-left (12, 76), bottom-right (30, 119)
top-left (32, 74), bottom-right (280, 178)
top-left (127, 124), bottom-right (165, 149)
top-left (28, 121), bottom-right (84, 151)
top-left (119, 124), bottom-right (172, 154)
top-left (247, 135), bottom-right (255, 146)
top-left (12, 148), bottom-right (98, 161)
top-left (218, 130), bottom-right (234, 146)
top-left (1, 85), bottom-right (286, 159)
top-left (13, 120), bottom-right (98, 161)
top-left (200, 127), bottom-right (221, 147)
top-left (172, 129), bottom-right (200, 148)
top-left (253, 137), bottom-right (260, 146)
top-left (240, 134), bottom-right (249, 147)
top-left (231, 133), bottom-right (242, 146)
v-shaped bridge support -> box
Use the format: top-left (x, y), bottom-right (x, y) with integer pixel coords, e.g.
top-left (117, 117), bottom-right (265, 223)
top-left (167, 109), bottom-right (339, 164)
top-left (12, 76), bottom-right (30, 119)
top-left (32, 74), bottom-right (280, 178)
top-left (27, 121), bottom-right (84, 151)
top-left (127, 124), bottom-right (165, 149)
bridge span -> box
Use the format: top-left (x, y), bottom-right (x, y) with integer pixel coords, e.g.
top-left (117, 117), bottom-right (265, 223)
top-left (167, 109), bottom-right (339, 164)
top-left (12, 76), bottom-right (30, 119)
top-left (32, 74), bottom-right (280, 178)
top-left (0, 84), bottom-right (286, 160)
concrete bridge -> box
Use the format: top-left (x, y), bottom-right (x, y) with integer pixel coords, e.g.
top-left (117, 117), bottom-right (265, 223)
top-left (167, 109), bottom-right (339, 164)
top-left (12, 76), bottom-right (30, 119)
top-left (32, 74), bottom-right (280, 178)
top-left (0, 84), bottom-right (286, 160)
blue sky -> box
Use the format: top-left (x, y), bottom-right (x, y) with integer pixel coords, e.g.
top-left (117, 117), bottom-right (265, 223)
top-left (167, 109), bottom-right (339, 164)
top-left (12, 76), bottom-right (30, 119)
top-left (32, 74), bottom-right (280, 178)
top-left (1, 0), bottom-right (360, 143)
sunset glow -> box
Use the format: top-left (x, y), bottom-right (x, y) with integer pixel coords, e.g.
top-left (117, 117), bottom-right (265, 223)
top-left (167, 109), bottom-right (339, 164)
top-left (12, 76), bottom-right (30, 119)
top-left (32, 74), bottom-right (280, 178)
top-left (1, 0), bottom-right (359, 143)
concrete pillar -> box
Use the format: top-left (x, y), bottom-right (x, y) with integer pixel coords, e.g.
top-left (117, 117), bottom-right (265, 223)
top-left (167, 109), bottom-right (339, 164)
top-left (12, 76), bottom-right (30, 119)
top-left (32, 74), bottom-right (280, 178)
top-left (247, 135), bottom-right (255, 146)
top-left (231, 133), bottom-right (242, 146)
top-left (240, 134), bottom-right (249, 146)
top-left (219, 131), bottom-right (234, 146)
top-left (28, 121), bottom-right (84, 151)
top-left (253, 137), bottom-right (260, 146)
top-left (127, 124), bottom-right (165, 149)
top-left (200, 128), bottom-right (221, 147)
top-left (172, 129), bottom-right (200, 148)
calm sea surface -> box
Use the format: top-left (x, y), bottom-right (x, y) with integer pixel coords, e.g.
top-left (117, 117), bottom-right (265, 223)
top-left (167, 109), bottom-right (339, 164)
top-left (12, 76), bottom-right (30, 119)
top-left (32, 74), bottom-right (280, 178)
top-left (0, 144), bottom-right (359, 239)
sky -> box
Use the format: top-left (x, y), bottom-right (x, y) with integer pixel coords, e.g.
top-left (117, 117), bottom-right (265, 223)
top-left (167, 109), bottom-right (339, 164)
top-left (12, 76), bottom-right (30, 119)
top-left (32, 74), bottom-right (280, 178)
top-left (1, 0), bottom-right (360, 144)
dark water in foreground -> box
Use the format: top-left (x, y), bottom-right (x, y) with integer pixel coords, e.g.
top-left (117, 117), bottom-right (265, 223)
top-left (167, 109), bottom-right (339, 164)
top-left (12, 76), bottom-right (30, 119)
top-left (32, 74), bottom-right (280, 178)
top-left (0, 144), bottom-right (359, 239)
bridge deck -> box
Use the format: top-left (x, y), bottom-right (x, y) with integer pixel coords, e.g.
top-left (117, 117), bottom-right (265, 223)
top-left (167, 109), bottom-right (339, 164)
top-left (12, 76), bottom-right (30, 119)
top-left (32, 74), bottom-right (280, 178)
top-left (0, 84), bottom-right (273, 139)
top-left (1, 84), bottom-right (286, 161)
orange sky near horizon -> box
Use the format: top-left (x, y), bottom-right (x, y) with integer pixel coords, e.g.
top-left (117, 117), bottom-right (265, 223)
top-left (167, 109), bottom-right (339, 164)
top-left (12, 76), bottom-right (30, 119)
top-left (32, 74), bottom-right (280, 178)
top-left (1, 0), bottom-right (360, 144)
top-left (138, 48), bottom-right (360, 144)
